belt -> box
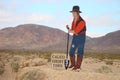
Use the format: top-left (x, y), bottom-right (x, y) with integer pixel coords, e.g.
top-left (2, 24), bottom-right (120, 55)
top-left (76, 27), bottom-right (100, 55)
top-left (73, 31), bottom-right (86, 36)
top-left (78, 31), bottom-right (86, 34)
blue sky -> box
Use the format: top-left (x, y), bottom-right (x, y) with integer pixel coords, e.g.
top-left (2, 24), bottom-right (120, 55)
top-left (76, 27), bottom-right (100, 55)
top-left (0, 0), bottom-right (120, 37)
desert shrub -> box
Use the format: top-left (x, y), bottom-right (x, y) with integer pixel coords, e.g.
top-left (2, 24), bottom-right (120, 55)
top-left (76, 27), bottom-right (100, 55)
top-left (0, 60), bottom-right (5, 75)
top-left (31, 58), bottom-right (47, 66)
top-left (11, 56), bottom-right (21, 72)
top-left (11, 61), bottom-right (19, 72)
top-left (0, 50), bottom-right (52, 62)
top-left (19, 69), bottom-right (45, 80)
top-left (42, 52), bottom-right (51, 62)
top-left (21, 58), bottom-right (47, 68)
top-left (105, 60), bottom-right (113, 65)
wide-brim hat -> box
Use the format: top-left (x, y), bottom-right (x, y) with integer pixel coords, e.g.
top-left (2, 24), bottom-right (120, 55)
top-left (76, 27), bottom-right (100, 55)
top-left (70, 5), bottom-right (82, 13)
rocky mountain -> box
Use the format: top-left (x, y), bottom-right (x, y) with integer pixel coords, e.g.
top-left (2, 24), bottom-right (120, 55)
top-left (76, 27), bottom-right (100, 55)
top-left (0, 24), bottom-right (69, 51)
top-left (85, 30), bottom-right (120, 53)
top-left (0, 24), bottom-right (119, 53)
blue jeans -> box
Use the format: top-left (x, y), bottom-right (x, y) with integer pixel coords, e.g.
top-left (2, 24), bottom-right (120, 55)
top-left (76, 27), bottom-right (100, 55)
top-left (69, 34), bottom-right (86, 57)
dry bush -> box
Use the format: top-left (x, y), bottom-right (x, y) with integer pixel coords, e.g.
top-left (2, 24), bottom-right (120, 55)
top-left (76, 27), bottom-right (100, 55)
top-left (36, 52), bottom-right (52, 62)
top-left (105, 60), bottom-right (113, 65)
top-left (11, 56), bottom-right (22, 72)
top-left (30, 58), bottom-right (47, 66)
top-left (20, 58), bottom-right (47, 68)
top-left (11, 60), bottom-right (19, 72)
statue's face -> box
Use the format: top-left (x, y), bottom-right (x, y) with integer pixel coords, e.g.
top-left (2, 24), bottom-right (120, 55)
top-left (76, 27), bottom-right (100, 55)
top-left (72, 12), bottom-right (79, 18)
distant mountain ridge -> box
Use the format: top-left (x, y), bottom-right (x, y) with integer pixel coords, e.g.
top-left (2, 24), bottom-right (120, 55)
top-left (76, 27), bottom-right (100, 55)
top-left (0, 24), bottom-right (67, 51)
top-left (0, 24), bottom-right (120, 53)
top-left (85, 30), bottom-right (120, 53)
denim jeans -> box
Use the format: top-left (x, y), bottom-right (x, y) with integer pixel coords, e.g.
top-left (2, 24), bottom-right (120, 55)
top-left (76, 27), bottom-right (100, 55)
top-left (69, 34), bottom-right (86, 57)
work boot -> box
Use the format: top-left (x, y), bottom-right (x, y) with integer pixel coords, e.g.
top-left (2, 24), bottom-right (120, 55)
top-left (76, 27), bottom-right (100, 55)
top-left (69, 56), bottom-right (75, 68)
top-left (72, 56), bottom-right (83, 70)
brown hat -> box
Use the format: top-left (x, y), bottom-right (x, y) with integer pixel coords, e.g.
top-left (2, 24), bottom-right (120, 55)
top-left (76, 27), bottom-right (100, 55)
top-left (70, 5), bottom-right (82, 13)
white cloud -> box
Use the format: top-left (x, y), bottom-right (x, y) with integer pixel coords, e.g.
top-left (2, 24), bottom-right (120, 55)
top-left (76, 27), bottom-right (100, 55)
top-left (0, 8), bottom-right (54, 29)
top-left (0, 0), bottom-right (54, 29)
top-left (83, 14), bottom-right (120, 27)
top-left (81, 14), bottom-right (120, 37)
top-left (26, 14), bottom-right (53, 22)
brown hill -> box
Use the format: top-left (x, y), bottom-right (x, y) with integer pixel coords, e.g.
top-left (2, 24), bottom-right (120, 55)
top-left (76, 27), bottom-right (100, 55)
top-left (0, 24), bottom-right (68, 51)
top-left (85, 30), bottom-right (120, 53)
top-left (0, 24), bottom-right (119, 53)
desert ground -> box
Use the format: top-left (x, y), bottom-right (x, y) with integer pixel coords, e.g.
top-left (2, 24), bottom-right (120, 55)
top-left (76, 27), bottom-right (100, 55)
top-left (0, 50), bottom-right (120, 80)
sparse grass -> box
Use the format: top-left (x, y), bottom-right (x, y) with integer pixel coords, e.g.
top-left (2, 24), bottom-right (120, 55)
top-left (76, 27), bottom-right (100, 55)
top-left (0, 50), bottom-right (52, 60)
top-left (20, 69), bottom-right (45, 80)
top-left (96, 66), bottom-right (112, 73)
top-left (0, 50), bottom-right (120, 63)
top-left (0, 60), bottom-right (5, 75)
top-left (84, 53), bottom-right (120, 60)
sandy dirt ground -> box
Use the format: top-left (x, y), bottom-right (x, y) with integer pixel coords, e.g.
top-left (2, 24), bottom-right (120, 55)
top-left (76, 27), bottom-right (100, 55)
top-left (0, 54), bottom-right (120, 80)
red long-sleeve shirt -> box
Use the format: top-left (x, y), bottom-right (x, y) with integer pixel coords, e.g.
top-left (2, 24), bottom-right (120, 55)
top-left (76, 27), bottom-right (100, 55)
top-left (71, 16), bottom-right (86, 34)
